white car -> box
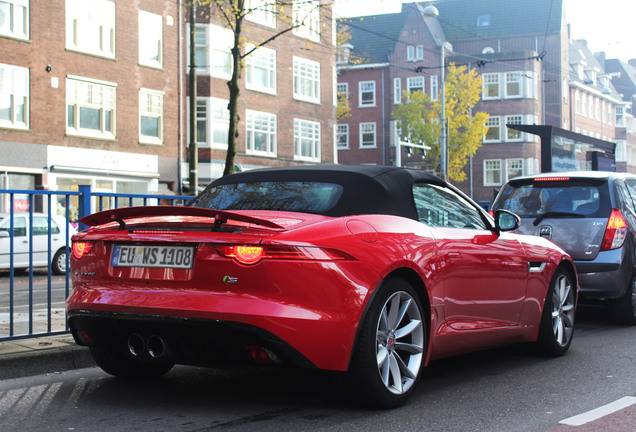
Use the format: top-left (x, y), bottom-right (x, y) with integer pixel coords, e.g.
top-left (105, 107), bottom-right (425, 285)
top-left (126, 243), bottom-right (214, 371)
top-left (0, 212), bottom-right (77, 274)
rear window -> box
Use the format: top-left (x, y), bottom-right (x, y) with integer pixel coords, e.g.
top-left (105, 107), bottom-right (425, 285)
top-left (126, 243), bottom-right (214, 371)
top-left (493, 180), bottom-right (611, 218)
top-left (190, 181), bottom-right (343, 214)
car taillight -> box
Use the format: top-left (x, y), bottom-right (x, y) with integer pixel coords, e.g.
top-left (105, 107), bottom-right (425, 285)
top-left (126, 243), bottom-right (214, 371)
top-left (72, 241), bottom-right (94, 259)
top-left (600, 209), bottom-right (628, 251)
top-left (214, 245), bottom-right (354, 265)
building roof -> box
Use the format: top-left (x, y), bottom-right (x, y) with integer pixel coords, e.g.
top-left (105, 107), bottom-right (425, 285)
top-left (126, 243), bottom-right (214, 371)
top-left (569, 40), bottom-right (621, 100)
top-left (604, 58), bottom-right (636, 103)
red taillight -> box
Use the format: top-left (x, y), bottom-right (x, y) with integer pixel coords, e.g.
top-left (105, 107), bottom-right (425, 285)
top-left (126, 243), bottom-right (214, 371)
top-left (600, 209), bottom-right (628, 251)
top-left (214, 245), bottom-right (354, 265)
top-left (72, 242), bottom-right (93, 259)
top-left (534, 177), bottom-right (570, 182)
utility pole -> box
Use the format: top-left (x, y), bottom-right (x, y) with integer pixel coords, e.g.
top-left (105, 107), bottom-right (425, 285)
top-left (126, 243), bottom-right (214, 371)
top-left (188, 1), bottom-right (198, 195)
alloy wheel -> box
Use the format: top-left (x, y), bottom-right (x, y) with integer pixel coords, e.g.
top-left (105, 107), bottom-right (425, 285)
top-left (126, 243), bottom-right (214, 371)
top-left (551, 273), bottom-right (575, 346)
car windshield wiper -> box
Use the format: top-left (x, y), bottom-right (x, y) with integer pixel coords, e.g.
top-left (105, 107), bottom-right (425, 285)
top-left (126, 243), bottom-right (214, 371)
top-left (533, 212), bottom-right (585, 226)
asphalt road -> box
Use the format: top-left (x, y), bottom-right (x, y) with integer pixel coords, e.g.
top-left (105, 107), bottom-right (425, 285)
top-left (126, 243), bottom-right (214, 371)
top-left (0, 305), bottom-right (634, 432)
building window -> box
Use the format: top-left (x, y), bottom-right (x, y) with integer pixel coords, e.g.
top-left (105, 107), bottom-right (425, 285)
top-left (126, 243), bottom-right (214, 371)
top-left (337, 124), bottom-right (349, 149)
top-left (66, 0), bottom-right (116, 58)
top-left (245, 0), bottom-right (276, 28)
top-left (293, 56), bottom-right (320, 103)
top-left (294, 118), bottom-right (321, 162)
top-left (416, 45), bottom-right (424, 61)
top-left (139, 11), bottom-right (163, 69)
top-left (505, 72), bottom-right (522, 98)
top-left (575, 91), bottom-right (580, 114)
top-left (210, 25), bottom-right (234, 79)
top-left (581, 94), bottom-right (587, 117)
top-left (393, 78), bottom-right (401, 104)
top-left (407, 77), bottom-right (424, 94)
top-left (484, 116), bottom-right (501, 142)
top-left (0, 0), bottom-right (28, 40)
top-left (66, 76), bottom-right (116, 139)
top-left (193, 25), bottom-right (209, 72)
top-left (196, 99), bottom-right (208, 145)
top-left (505, 115), bottom-right (523, 141)
top-left (595, 98), bottom-right (601, 120)
top-left (483, 73), bottom-right (500, 99)
top-left (337, 83), bottom-right (348, 99)
top-left (608, 105), bottom-right (613, 125)
top-left (198, 97), bottom-right (231, 148)
top-left (484, 160), bottom-right (502, 186)
top-left (430, 75), bottom-right (439, 101)
top-left (0, 63), bottom-right (28, 129)
top-left (359, 122), bottom-right (376, 148)
top-left (506, 159), bottom-right (523, 181)
top-left (477, 14), bottom-right (491, 27)
top-left (246, 44), bottom-right (276, 94)
top-left (616, 106), bottom-right (625, 126)
top-left (246, 110), bottom-right (277, 156)
top-left (359, 81), bottom-right (375, 107)
top-left (616, 140), bottom-right (626, 162)
top-left (292, 0), bottom-right (320, 42)
top-left (139, 89), bottom-right (163, 145)
top-left (407, 45), bottom-right (414, 61)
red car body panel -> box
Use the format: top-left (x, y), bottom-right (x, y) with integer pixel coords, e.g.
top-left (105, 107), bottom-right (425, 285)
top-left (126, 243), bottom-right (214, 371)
top-left (68, 206), bottom-right (574, 371)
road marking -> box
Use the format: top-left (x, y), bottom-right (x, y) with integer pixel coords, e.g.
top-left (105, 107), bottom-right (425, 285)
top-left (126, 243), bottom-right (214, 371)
top-left (559, 396), bottom-right (636, 426)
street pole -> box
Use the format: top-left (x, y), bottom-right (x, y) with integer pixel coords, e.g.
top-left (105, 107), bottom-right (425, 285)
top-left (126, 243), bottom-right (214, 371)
top-left (440, 43), bottom-right (447, 180)
top-left (188, 1), bottom-right (198, 195)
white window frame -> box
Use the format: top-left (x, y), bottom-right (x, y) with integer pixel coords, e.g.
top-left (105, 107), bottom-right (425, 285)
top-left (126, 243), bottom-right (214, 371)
top-left (484, 159), bottom-right (502, 187)
top-left (505, 72), bottom-right (522, 98)
top-left (196, 97), bottom-right (231, 149)
top-left (294, 118), bottom-right (321, 162)
top-left (138, 11), bottom-right (163, 69)
top-left (484, 116), bottom-right (501, 142)
top-left (337, 124), bottom-right (349, 149)
top-left (430, 75), bottom-right (439, 101)
top-left (139, 88), bottom-right (163, 145)
top-left (66, 0), bottom-right (116, 59)
top-left (506, 159), bottom-right (524, 181)
top-left (337, 82), bottom-right (348, 99)
top-left (359, 122), bottom-right (376, 148)
top-left (0, 0), bottom-right (29, 40)
top-left (358, 80), bottom-right (375, 107)
top-left (0, 62), bottom-right (29, 130)
top-left (210, 24), bottom-right (234, 79)
top-left (505, 115), bottom-right (523, 142)
top-left (581, 94), bottom-right (587, 117)
top-left (616, 140), bottom-right (626, 162)
top-left (245, 0), bottom-right (276, 28)
top-left (393, 78), bottom-right (401, 104)
top-left (416, 45), bottom-right (424, 61)
top-left (407, 46), bottom-right (415, 62)
top-left (246, 44), bottom-right (276, 95)
top-left (293, 56), bottom-right (320, 104)
top-left (292, 0), bottom-right (320, 42)
top-left (66, 76), bottom-right (117, 140)
top-left (482, 73), bottom-right (500, 100)
top-left (246, 109), bottom-right (277, 157)
top-left (192, 24), bottom-right (210, 73)
top-left (407, 76), bottom-right (424, 94)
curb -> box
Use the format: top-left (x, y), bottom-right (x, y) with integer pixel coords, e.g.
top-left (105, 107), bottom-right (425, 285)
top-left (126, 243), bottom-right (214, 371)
top-left (0, 345), bottom-right (95, 380)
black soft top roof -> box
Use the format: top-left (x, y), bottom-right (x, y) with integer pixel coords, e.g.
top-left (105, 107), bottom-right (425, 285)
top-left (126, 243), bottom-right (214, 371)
top-left (201, 165), bottom-right (445, 219)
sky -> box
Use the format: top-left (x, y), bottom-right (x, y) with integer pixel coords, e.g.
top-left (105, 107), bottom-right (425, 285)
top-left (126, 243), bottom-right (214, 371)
top-left (333, 0), bottom-right (636, 62)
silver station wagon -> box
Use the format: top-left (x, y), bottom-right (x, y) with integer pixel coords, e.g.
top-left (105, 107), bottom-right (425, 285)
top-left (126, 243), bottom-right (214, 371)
top-left (491, 171), bottom-right (636, 325)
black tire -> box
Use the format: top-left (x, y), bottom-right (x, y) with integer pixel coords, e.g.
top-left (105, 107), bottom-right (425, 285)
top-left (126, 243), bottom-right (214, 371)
top-left (346, 277), bottom-right (426, 408)
top-left (89, 341), bottom-right (174, 379)
top-left (536, 267), bottom-right (576, 356)
top-left (52, 248), bottom-right (67, 275)
top-left (613, 276), bottom-right (636, 326)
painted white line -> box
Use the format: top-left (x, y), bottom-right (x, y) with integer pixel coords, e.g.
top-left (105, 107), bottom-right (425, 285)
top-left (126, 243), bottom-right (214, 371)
top-left (559, 396), bottom-right (636, 426)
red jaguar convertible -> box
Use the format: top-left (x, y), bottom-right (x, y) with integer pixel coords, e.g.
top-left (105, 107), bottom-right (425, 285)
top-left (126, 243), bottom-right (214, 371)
top-left (67, 165), bottom-right (577, 407)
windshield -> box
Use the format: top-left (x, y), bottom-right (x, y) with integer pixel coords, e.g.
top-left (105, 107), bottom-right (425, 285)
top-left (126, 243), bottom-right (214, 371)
top-left (493, 181), bottom-right (611, 218)
top-left (190, 181), bottom-right (344, 214)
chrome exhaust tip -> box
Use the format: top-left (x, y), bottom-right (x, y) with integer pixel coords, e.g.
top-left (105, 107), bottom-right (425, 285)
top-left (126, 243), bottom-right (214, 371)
top-left (127, 334), bottom-right (145, 357)
top-left (147, 335), bottom-right (166, 358)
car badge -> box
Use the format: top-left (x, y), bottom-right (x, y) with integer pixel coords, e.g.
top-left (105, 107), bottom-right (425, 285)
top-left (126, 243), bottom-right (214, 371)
top-left (538, 225), bottom-right (552, 240)
top-left (223, 276), bottom-right (238, 284)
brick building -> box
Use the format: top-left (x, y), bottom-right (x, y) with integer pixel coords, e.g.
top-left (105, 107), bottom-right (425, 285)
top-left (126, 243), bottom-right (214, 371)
top-left (0, 0), bottom-right (180, 213)
top-left (187, 0), bottom-right (336, 184)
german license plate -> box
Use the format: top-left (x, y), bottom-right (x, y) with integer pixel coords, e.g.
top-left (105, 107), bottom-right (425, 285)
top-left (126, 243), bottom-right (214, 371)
top-left (111, 245), bottom-right (194, 269)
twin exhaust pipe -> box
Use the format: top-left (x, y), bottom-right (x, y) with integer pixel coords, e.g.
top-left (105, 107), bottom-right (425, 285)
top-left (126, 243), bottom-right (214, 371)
top-left (127, 334), bottom-right (167, 358)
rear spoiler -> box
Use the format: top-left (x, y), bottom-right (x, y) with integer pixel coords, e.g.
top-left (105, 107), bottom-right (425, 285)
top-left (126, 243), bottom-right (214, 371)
top-left (79, 206), bottom-right (285, 230)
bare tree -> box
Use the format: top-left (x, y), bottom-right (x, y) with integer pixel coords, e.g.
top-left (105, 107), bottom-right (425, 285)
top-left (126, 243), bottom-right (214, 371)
top-left (186, 0), bottom-right (334, 179)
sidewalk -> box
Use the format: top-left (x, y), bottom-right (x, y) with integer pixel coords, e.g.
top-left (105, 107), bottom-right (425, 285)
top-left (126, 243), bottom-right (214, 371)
top-left (0, 334), bottom-right (94, 380)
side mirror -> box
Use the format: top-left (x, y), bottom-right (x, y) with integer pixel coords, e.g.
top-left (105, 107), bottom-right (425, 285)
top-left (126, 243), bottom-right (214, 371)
top-left (494, 209), bottom-right (520, 232)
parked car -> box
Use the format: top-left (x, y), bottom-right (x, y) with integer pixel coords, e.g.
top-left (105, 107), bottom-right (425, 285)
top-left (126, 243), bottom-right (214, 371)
top-left (0, 212), bottom-right (76, 275)
top-left (491, 171), bottom-right (636, 325)
top-left (67, 165), bottom-right (577, 408)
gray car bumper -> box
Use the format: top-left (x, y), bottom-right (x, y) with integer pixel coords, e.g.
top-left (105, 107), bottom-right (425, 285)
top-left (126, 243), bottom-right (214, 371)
top-left (574, 246), bottom-right (632, 300)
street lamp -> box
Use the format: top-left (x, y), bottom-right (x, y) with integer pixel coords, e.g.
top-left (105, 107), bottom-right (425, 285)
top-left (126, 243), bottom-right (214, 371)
top-left (422, 5), bottom-right (451, 180)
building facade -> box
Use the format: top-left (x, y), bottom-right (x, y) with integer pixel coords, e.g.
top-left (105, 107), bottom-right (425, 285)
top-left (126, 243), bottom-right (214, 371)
top-left (187, 0), bottom-right (337, 184)
top-left (0, 0), bottom-right (181, 213)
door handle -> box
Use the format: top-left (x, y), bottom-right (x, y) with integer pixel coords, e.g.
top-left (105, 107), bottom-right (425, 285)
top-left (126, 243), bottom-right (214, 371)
top-left (448, 251), bottom-right (462, 259)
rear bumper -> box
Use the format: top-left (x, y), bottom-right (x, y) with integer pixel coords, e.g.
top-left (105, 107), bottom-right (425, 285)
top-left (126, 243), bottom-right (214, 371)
top-left (68, 310), bottom-right (317, 369)
top-left (574, 247), bottom-right (632, 300)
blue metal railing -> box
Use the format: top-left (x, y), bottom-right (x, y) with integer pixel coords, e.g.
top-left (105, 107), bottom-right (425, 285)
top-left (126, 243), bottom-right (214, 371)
top-left (0, 187), bottom-right (194, 342)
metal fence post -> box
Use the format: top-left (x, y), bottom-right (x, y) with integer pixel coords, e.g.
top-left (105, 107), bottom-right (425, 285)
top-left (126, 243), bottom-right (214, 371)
top-left (78, 185), bottom-right (92, 231)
